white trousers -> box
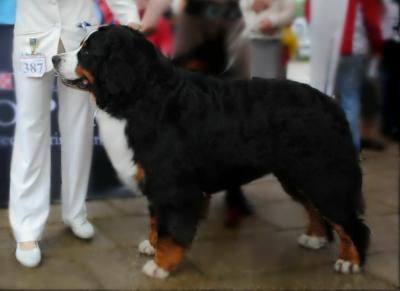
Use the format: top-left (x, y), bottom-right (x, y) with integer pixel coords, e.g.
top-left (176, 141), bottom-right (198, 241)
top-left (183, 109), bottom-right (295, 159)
top-left (250, 39), bottom-right (282, 79)
top-left (9, 69), bottom-right (94, 242)
top-left (309, 0), bottom-right (347, 96)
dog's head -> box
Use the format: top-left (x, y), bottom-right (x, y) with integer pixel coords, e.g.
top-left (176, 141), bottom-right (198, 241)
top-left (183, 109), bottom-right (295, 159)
top-left (53, 25), bottom-right (162, 114)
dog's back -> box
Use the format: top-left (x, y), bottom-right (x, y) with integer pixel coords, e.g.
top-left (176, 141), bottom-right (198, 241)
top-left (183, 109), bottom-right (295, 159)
top-left (151, 71), bottom-right (356, 193)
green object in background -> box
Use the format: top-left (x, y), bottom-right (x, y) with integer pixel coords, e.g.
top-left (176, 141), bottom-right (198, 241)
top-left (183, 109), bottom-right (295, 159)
top-left (295, 0), bottom-right (305, 17)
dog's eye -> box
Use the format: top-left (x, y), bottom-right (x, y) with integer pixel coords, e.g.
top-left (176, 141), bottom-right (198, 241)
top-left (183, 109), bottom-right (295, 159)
top-left (80, 49), bottom-right (89, 57)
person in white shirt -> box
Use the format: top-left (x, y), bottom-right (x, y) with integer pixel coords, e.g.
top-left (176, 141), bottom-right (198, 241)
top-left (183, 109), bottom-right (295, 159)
top-left (306, 0), bottom-right (347, 96)
top-left (10, 0), bottom-right (140, 268)
top-left (240, 0), bottom-right (296, 78)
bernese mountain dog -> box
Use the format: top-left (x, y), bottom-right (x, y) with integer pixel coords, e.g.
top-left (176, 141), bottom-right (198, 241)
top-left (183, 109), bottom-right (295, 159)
top-left (52, 25), bottom-right (369, 279)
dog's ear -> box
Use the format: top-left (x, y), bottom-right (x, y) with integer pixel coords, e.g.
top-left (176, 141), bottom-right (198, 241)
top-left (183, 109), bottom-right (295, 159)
top-left (100, 49), bottom-right (135, 95)
top-left (96, 25), bottom-right (163, 96)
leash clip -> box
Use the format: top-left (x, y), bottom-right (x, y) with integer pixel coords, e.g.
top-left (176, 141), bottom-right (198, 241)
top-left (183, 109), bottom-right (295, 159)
top-left (77, 21), bottom-right (92, 32)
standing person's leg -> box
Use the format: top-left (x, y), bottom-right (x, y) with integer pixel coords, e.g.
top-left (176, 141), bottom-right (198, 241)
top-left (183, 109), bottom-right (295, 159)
top-left (9, 69), bottom-right (54, 267)
top-left (336, 55), bottom-right (365, 152)
top-left (57, 79), bottom-right (95, 238)
top-left (381, 40), bottom-right (400, 140)
top-left (225, 18), bottom-right (251, 79)
top-left (249, 39), bottom-right (282, 79)
top-left (309, 0), bottom-right (347, 96)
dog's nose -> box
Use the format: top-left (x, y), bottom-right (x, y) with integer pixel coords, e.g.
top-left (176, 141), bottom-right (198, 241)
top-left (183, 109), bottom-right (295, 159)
top-left (52, 55), bottom-right (61, 67)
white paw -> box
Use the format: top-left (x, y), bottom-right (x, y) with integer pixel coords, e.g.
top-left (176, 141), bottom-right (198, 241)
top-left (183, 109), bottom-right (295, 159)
top-left (142, 260), bottom-right (170, 279)
top-left (118, 173), bottom-right (142, 195)
top-left (297, 233), bottom-right (328, 250)
top-left (334, 259), bottom-right (361, 274)
top-left (138, 240), bottom-right (155, 256)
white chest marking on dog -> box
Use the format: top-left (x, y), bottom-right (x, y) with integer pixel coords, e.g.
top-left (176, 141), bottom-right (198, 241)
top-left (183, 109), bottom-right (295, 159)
top-left (95, 109), bottom-right (140, 192)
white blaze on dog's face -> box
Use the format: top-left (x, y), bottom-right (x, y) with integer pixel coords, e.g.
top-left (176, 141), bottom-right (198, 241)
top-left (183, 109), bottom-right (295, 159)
top-left (52, 29), bottom-right (98, 90)
top-left (51, 25), bottom-right (157, 116)
top-left (53, 46), bottom-right (81, 80)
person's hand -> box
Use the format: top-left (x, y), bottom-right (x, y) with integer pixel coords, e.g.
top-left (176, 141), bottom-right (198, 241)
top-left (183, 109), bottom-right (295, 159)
top-left (259, 18), bottom-right (273, 34)
top-left (127, 22), bottom-right (142, 31)
top-left (140, 25), bottom-right (157, 36)
top-left (252, 0), bottom-right (272, 13)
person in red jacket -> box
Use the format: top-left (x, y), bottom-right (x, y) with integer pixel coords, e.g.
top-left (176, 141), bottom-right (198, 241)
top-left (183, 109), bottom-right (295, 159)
top-left (335, 0), bottom-right (383, 152)
top-left (97, 0), bottom-right (173, 56)
top-left (137, 0), bottom-right (173, 57)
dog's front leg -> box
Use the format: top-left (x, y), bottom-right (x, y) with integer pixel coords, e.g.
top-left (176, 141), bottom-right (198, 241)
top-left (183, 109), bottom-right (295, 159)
top-left (138, 203), bottom-right (158, 256)
top-left (142, 194), bottom-right (204, 279)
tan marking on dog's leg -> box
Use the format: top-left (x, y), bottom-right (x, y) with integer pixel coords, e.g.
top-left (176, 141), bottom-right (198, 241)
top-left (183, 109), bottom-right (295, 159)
top-left (154, 238), bottom-right (186, 272)
top-left (333, 224), bottom-right (361, 273)
top-left (138, 216), bottom-right (157, 256)
top-left (334, 225), bottom-right (360, 263)
top-left (134, 163), bottom-right (145, 184)
top-left (297, 203), bottom-right (328, 249)
top-left (305, 204), bottom-right (327, 237)
top-left (149, 217), bottom-right (158, 247)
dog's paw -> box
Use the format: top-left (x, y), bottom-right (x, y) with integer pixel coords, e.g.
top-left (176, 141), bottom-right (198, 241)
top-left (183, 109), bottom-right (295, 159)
top-left (334, 259), bottom-right (361, 274)
top-left (138, 240), bottom-right (155, 256)
top-left (297, 233), bottom-right (328, 250)
top-left (142, 260), bottom-right (170, 279)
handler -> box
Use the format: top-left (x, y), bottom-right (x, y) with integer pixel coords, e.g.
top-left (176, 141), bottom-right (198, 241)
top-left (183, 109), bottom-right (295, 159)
top-left (9, 0), bottom-right (140, 268)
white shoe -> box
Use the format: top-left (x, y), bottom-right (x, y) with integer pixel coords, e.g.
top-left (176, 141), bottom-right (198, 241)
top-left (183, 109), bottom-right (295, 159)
top-left (16, 242), bottom-right (41, 268)
top-left (67, 220), bottom-right (95, 239)
top-left (297, 233), bottom-right (328, 249)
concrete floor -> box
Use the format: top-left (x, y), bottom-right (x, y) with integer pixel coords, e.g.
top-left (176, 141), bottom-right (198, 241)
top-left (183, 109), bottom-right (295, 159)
top-left (0, 144), bottom-right (398, 290)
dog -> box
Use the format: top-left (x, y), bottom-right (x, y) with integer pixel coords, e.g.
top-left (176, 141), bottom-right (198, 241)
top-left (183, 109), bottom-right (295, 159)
top-left (52, 25), bottom-right (369, 279)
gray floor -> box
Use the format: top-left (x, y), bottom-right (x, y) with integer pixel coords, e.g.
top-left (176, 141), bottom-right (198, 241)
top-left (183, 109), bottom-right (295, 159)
top-left (0, 143), bottom-right (398, 290)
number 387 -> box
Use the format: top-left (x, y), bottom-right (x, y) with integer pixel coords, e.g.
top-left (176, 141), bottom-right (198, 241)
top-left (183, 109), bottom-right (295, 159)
top-left (23, 62), bottom-right (43, 74)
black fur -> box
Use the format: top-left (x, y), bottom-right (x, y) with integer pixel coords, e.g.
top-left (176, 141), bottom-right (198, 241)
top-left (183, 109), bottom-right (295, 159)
top-left (78, 26), bottom-right (369, 265)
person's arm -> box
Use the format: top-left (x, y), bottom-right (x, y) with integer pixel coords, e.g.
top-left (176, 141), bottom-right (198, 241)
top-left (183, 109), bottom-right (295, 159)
top-left (304, 0), bottom-right (310, 23)
top-left (105, 0), bottom-right (141, 28)
top-left (360, 0), bottom-right (383, 55)
top-left (140, 0), bottom-right (172, 34)
top-left (240, 0), bottom-right (254, 11)
top-left (262, 0), bottom-right (296, 29)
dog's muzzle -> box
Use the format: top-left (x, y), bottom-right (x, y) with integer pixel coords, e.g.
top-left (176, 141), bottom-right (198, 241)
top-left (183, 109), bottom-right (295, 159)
top-left (52, 54), bottom-right (91, 91)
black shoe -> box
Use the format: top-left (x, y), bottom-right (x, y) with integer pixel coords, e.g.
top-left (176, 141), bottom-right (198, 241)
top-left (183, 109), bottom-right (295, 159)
top-left (361, 138), bottom-right (386, 151)
top-left (225, 187), bottom-right (254, 215)
top-left (224, 187), bottom-right (254, 228)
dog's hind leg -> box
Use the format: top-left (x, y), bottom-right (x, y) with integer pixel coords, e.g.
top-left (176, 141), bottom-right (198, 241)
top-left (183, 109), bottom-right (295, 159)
top-left (331, 217), bottom-right (370, 274)
top-left (281, 166), bottom-right (369, 274)
top-left (297, 203), bottom-right (333, 249)
top-left (277, 177), bottom-right (332, 249)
